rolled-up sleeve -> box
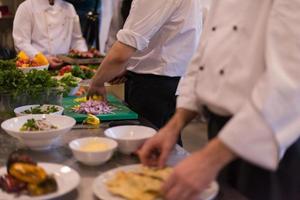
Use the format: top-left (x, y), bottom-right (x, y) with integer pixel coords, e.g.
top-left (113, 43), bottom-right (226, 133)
top-left (116, 0), bottom-right (180, 51)
top-left (219, 0), bottom-right (300, 170)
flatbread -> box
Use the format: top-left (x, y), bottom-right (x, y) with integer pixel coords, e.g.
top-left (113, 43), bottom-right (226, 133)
top-left (106, 167), bottom-right (173, 200)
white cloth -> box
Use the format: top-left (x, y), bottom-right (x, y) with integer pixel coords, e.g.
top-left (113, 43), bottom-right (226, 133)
top-left (99, 0), bottom-right (114, 55)
top-left (177, 0), bottom-right (300, 170)
top-left (116, 0), bottom-right (204, 77)
top-left (99, 0), bottom-right (124, 54)
top-left (13, 0), bottom-right (87, 57)
top-left (105, 0), bottom-right (124, 53)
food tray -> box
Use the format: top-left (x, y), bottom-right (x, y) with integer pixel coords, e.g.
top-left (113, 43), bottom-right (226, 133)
top-left (58, 55), bottom-right (104, 65)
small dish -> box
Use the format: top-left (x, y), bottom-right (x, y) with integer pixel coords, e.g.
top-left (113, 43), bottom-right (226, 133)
top-left (104, 125), bottom-right (156, 154)
top-left (69, 137), bottom-right (118, 166)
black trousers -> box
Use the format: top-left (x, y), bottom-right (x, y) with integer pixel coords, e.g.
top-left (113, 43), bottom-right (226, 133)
top-left (125, 71), bottom-right (182, 145)
top-left (205, 108), bottom-right (300, 200)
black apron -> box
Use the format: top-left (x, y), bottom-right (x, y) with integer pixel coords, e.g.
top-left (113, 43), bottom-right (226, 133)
top-left (125, 71), bottom-right (180, 129)
top-left (124, 71), bottom-right (182, 145)
top-left (205, 108), bottom-right (300, 200)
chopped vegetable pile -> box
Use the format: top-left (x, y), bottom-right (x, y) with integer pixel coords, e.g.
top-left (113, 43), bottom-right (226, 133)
top-left (72, 100), bottom-right (115, 115)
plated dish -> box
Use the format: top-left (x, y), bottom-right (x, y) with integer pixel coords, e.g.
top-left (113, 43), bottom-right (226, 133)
top-left (1, 115), bottom-right (76, 150)
top-left (0, 152), bottom-right (80, 200)
top-left (20, 118), bottom-right (58, 131)
top-left (14, 105), bottom-right (64, 117)
top-left (93, 164), bottom-right (219, 200)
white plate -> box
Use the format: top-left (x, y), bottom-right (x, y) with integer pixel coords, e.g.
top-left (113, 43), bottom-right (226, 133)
top-left (0, 163), bottom-right (80, 200)
top-left (93, 164), bottom-right (219, 200)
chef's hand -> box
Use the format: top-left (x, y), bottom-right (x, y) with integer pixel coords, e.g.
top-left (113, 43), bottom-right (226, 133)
top-left (162, 138), bottom-right (236, 200)
top-left (47, 56), bottom-right (63, 69)
top-left (138, 108), bottom-right (197, 167)
top-left (87, 82), bottom-right (107, 101)
top-left (138, 126), bottom-right (178, 168)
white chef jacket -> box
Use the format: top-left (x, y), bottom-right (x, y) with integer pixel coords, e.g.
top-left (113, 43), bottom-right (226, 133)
top-left (116, 0), bottom-right (204, 77)
top-left (99, 0), bottom-right (124, 55)
top-left (177, 0), bottom-right (300, 170)
top-left (13, 0), bottom-right (87, 57)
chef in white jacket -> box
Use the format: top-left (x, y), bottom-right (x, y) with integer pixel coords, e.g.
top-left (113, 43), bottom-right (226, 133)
top-left (13, 0), bottom-right (87, 68)
top-left (88, 0), bottom-right (204, 138)
top-left (139, 0), bottom-right (300, 199)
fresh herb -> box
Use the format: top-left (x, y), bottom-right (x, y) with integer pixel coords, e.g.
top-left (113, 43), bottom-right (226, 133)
top-left (71, 65), bottom-right (94, 79)
top-left (20, 118), bottom-right (57, 131)
top-left (20, 119), bottom-right (39, 131)
top-left (60, 74), bottom-right (79, 88)
top-left (58, 73), bottom-right (81, 96)
top-left (71, 65), bottom-right (86, 79)
top-left (0, 59), bottom-right (16, 70)
top-left (22, 105), bottom-right (59, 114)
top-left (0, 68), bottom-right (61, 98)
top-left (0, 69), bottom-right (27, 93)
top-left (23, 70), bottom-right (60, 97)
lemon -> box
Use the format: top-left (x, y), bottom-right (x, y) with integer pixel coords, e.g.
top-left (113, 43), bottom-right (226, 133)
top-left (84, 114), bottom-right (100, 127)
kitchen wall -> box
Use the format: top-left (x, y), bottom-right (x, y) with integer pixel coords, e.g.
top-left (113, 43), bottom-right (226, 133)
top-left (0, 0), bottom-right (24, 49)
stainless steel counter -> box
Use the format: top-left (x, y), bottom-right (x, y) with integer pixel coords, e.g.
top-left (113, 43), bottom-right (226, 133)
top-left (0, 123), bottom-right (248, 200)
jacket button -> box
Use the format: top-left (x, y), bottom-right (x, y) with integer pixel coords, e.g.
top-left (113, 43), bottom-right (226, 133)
top-left (199, 66), bottom-right (204, 71)
top-left (233, 25), bottom-right (238, 31)
top-left (212, 26), bottom-right (217, 31)
top-left (219, 69), bottom-right (225, 75)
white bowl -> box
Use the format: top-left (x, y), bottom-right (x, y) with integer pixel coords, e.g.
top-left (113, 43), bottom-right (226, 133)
top-left (69, 137), bottom-right (118, 166)
top-left (18, 64), bottom-right (49, 73)
top-left (14, 104), bottom-right (64, 117)
top-left (1, 114), bottom-right (76, 150)
top-left (104, 125), bottom-right (156, 154)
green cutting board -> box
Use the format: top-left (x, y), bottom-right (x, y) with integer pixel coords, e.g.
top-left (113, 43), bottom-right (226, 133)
top-left (62, 94), bottom-right (138, 122)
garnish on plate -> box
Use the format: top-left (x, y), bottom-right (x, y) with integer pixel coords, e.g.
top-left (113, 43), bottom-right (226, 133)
top-left (0, 151), bottom-right (58, 196)
top-left (20, 118), bottom-right (58, 131)
top-left (22, 105), bottom-right (59, 114)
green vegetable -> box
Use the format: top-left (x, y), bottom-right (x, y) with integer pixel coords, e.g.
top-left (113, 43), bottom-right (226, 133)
top-left (0, 59), bottom-right (16, 70)
top-left (22, 105), bottom-right (59, 114)
top-left (0, 66), bottom-right (62, 103)
top-left (20, 119), bottom-right (39, 131)
top-left (57, 73), bottom-right (81, 96)
top-left (71, 65), bottom-right (86, 79)
top-left (0, 69), bottom-right (26, 93)
top-left (20, 118), bottom-right (57, 131)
